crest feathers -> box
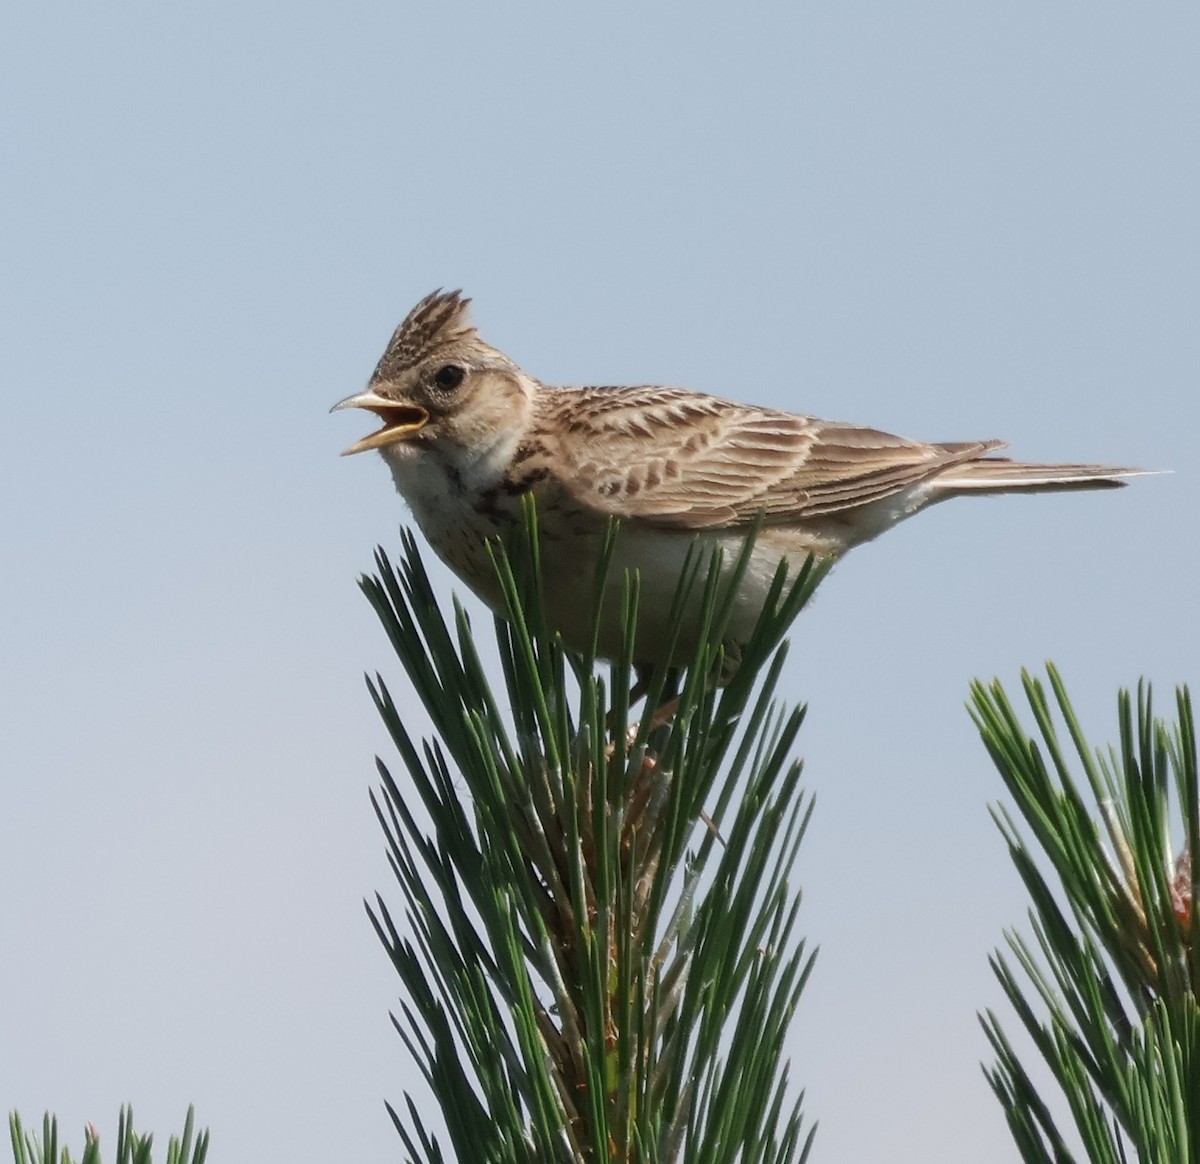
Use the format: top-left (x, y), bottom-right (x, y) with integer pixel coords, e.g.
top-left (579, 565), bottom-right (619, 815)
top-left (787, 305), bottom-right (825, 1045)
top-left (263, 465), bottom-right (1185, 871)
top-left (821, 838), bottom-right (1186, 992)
top-left (372, 289), bottom-right (475, 383)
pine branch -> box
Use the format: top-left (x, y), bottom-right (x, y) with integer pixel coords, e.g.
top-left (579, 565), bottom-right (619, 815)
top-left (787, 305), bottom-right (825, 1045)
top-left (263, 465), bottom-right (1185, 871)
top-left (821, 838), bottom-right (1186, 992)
top-left (361, 504), bottom-right (827, 1163)
top-left (8, 1108), bottom-right (207, 1164)
top-left (971, 667), bottom-right (1200, 1163)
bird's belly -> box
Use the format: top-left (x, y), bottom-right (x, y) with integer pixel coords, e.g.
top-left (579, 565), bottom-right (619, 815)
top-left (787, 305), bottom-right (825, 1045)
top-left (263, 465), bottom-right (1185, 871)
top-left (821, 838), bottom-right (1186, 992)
top-left (546, 525), bottom-right (814, 673)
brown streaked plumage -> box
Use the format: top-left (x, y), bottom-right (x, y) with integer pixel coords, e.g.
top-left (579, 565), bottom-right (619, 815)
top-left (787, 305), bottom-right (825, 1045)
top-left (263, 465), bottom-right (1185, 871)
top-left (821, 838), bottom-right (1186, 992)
top-left (334, 289), bottom-right (1148, 675)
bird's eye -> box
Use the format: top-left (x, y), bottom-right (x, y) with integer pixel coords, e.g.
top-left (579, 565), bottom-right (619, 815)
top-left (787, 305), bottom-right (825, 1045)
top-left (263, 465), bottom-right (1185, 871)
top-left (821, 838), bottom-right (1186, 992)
top-left (433, 364), bottom-right (465, 391)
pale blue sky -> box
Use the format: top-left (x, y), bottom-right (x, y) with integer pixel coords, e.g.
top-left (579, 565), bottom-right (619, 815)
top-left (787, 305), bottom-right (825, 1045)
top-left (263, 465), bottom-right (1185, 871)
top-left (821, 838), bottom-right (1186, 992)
top-left (2, 5), bottom-right (1196, 1162)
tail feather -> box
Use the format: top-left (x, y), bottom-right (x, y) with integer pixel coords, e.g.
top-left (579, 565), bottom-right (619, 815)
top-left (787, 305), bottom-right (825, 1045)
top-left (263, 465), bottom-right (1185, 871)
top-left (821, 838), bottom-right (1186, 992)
top-left (935, 456), bottom-right (1148, 495)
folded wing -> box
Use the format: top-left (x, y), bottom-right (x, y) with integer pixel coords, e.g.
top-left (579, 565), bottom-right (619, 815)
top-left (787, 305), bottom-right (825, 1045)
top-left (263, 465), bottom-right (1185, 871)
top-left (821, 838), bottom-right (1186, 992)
top-left (545, 386), bottom-right (1006, 530)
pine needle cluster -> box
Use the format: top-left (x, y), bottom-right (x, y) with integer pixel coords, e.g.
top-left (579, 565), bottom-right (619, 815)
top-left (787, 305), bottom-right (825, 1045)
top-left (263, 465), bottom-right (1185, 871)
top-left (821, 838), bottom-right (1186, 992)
top-left (973, 666), bottom-right (1200, 1162)
top-left (360, 506), bottom-right (827, 1163)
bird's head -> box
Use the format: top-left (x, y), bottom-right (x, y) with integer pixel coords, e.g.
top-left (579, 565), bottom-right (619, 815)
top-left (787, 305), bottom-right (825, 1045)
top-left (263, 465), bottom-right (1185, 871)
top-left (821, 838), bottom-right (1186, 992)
top-left (333, 289), bottom-right (533, 460)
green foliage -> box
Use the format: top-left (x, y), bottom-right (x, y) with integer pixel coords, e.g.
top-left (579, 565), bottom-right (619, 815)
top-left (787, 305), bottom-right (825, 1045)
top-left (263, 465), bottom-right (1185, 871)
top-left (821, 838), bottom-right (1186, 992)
top-left (971, 665), bottom-right (1200, 1163)
top-left (8, 1108), bottom-right (207, 1164)
top-left (360, 506), bottom-right (827, 1163)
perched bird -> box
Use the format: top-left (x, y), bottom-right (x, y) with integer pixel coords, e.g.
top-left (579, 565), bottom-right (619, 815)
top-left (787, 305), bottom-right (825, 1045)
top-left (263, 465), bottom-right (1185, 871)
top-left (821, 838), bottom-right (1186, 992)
top-left (334, 289), bottom-right (1143, 677)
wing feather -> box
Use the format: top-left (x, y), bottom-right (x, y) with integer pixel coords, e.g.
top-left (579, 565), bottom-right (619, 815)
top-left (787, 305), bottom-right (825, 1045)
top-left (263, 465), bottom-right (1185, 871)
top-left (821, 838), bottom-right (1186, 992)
top-left (539, 386), bottom-right (1000, 529)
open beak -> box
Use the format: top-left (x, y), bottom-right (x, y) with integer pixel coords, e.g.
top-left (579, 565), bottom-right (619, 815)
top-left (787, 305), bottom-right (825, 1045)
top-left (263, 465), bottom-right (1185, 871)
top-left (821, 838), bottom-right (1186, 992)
top-left (331, 390), bottom-right (430, 456)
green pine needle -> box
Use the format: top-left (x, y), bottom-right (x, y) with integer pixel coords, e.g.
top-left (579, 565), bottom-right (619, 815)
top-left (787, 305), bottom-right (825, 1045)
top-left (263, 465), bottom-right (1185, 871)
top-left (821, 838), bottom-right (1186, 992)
top-left (361, 507), bottom-right (827, 1163)
top-left (972, 666), bottom-right (1200, 1163)
top-left (8, 1108), bottom-right (207, 1164)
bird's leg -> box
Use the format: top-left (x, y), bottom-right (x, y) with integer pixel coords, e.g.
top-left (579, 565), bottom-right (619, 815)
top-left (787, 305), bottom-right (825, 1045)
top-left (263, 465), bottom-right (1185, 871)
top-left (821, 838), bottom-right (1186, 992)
top-left (628, 667), bottom-right (682, 729)
top-left (627, 665), bottom-right (655, 708)
top-left (608, 666), bottom-right (681, 740)
top-left (645, 668), bottom-right (682, 734)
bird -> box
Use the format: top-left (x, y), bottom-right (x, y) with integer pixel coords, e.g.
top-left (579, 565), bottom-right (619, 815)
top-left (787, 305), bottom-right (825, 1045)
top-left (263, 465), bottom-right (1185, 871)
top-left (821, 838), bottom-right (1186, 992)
top-left (334, 289), bottom-right (1145, 680)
